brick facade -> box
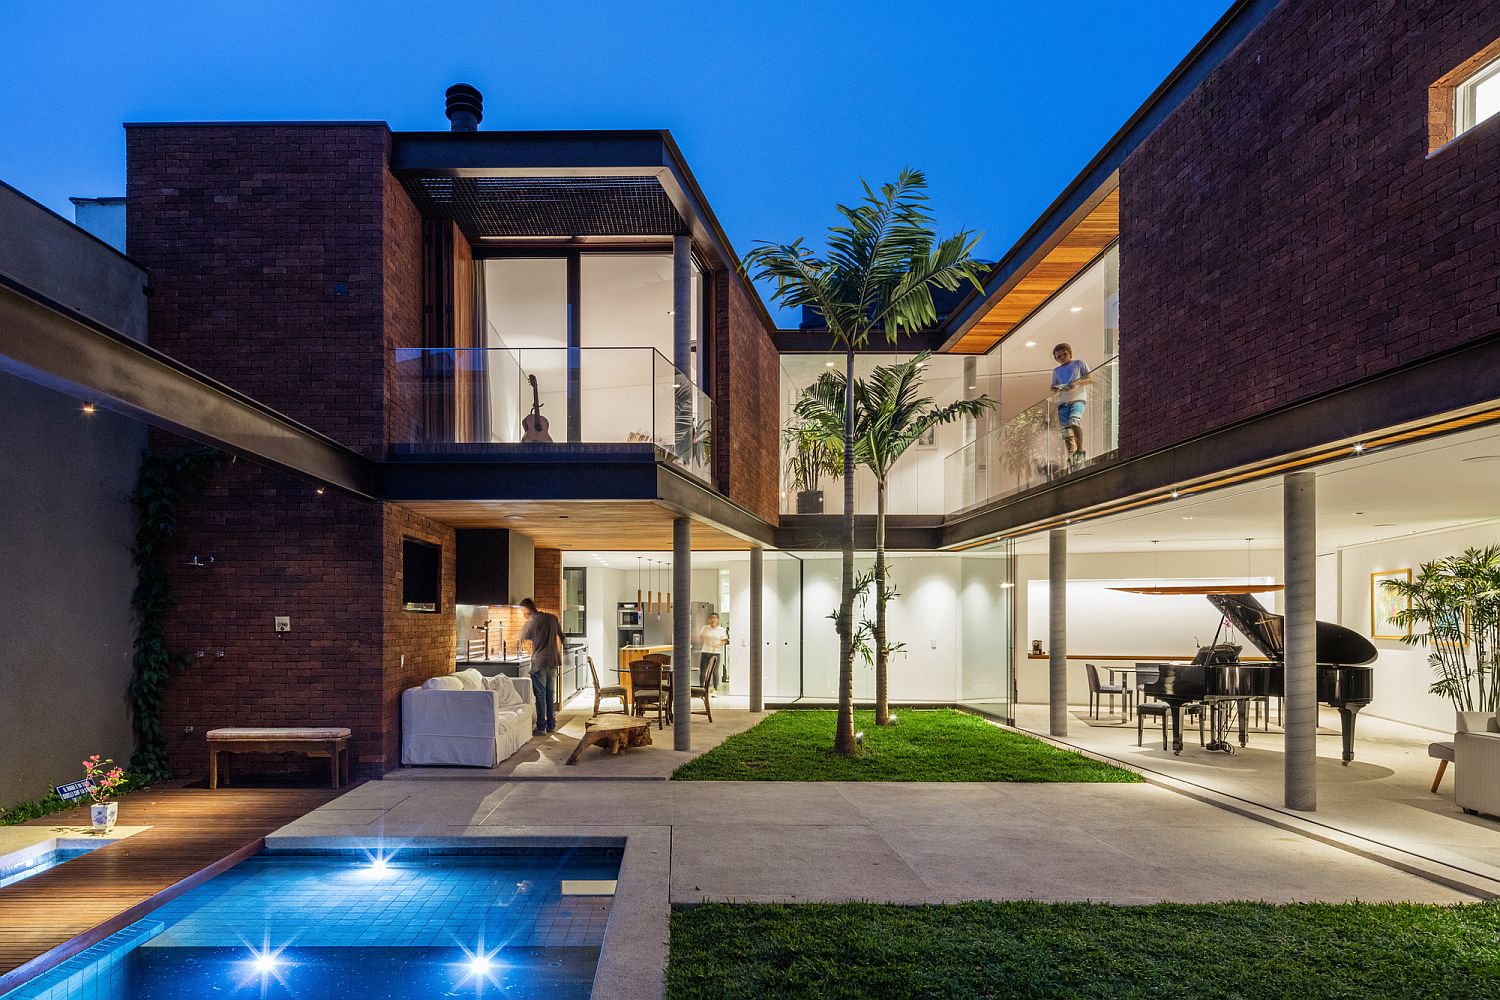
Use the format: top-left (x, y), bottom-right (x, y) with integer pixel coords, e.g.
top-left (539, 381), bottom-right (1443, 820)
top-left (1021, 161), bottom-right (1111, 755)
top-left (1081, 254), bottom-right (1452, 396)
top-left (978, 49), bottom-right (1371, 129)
top-left (126, 124), bottom-right (402, 457)
top-left (715, 272), bottom-right (782, 523)
top-left (1118, 1), bottom-right (1500, 458)
top-left (156, 459), bottom-right (455, 778)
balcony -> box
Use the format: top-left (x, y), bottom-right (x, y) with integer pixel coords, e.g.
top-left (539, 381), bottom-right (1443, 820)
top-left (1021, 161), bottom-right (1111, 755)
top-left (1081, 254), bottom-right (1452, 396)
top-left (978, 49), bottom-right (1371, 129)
top-left (391, 347), bottom-right (713, 482)
top-left (944, 355), bottom-right (1118, 513)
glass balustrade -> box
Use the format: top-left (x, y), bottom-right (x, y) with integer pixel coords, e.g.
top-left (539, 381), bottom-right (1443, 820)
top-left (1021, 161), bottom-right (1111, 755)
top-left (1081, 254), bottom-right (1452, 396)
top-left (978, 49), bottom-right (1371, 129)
top-left (943, 355), bottom-right (1118, 513)
top-left (391, 346), bottom-right (713, 482)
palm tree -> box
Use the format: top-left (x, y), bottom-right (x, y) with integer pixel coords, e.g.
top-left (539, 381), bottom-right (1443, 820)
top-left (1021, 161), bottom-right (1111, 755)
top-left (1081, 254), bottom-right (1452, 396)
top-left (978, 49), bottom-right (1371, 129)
top-left (743, 169), bottom-right (985, 754)
top-left (795, 353), bottom-right (994, 724)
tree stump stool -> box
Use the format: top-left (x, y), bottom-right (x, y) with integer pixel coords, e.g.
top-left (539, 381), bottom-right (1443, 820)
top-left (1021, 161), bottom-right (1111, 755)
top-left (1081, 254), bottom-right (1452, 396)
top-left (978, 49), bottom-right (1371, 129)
top-left (565, 715), bottom-right (653, 765)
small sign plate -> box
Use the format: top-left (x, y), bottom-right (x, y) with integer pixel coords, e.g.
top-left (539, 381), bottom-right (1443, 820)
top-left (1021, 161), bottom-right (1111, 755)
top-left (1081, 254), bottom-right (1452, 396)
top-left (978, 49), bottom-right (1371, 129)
top-left (55, 779), bottom-right (92, 801)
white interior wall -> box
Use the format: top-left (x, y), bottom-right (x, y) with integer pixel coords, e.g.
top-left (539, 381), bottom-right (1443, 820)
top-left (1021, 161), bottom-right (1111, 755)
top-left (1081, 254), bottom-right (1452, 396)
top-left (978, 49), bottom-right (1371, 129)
top-left (1338, 521), bottom-right (1500, 733)
top-left (1013, 548), bottom-right (1283, 704)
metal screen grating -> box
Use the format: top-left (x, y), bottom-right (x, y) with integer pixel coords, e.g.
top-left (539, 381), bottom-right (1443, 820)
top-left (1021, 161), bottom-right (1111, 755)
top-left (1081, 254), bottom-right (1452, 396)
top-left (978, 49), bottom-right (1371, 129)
top-left (400, 175), bottom-right (685, 237)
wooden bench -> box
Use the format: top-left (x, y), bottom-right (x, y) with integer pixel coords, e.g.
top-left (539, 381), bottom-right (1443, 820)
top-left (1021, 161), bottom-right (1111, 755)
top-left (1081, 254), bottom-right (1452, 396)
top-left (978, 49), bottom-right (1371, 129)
top-left (565, 716), bottom-right (652, 765)
top-left (206, 728), bottom-right (351, 789)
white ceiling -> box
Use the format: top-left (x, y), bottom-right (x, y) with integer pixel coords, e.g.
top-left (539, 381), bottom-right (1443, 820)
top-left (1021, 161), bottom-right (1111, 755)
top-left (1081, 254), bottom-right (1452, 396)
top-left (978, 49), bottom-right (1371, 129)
top-left (1011, 420), bottom-right (1500, 555)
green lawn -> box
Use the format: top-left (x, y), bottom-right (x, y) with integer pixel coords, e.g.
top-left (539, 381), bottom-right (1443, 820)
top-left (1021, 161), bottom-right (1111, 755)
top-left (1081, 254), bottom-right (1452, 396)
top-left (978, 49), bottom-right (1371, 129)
top-left (668, 900), bottom-right (1500, 999)
top-left (670, 709), bottom-right (1139, 782)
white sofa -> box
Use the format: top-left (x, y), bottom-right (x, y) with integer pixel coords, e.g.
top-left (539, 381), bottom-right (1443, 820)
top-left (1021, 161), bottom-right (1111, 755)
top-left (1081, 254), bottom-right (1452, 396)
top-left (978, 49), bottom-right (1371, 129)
top-left (1454, 711), bottom-right (1500, 818)
top-left (401, 668), bottom-right (535, 767)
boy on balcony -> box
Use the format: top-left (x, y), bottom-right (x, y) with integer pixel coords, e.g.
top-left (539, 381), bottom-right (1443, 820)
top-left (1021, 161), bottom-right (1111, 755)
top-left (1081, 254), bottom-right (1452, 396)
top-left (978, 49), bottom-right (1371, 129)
top-left (1050, 343), bottom-right (1092, 468)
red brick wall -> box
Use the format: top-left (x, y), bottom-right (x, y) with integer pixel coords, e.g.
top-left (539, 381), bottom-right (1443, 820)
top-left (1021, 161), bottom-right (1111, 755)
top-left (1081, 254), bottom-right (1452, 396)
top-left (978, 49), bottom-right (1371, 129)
top-left (715, 273), bottom-right (781, 522)
top-left (533, 547), bottom-right (563, 616)
top-left (126, 124), bottom-right (394, 457)
top-left (382, 169), bottom-right (426, 448)
top-left (380, 506), bottom-right (457, 769)
top-left (1118, 1), bottom-right (1500, 457)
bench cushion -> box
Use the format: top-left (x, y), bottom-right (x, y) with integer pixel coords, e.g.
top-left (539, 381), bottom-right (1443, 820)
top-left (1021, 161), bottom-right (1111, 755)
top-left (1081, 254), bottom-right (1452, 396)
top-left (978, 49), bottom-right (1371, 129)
top-left (207, 727), bottom-right (351, 741)
top-left (1429, 740), bottom-right (1455, 762)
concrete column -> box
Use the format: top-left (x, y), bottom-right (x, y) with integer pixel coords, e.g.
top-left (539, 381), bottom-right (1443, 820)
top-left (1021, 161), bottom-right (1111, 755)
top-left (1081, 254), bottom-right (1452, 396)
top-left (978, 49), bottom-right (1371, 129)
top-left (1049, 527), bottom-right (1068, 737)
top-left (749, 546), bottom-right (764, 713)
top-left (672, 517), bottom-right (692, 750)
top-left (1283, 471), bottom-right (1317, 811)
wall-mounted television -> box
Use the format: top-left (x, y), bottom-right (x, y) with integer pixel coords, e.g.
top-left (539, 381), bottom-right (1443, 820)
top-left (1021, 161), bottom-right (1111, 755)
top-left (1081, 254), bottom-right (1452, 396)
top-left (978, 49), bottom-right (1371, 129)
top-left (402, 538), bottom-right (442, 613)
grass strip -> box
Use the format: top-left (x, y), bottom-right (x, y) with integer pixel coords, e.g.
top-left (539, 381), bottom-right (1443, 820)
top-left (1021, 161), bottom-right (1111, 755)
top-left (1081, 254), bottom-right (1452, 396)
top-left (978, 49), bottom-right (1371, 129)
top-left (669, 899), bottom-right (1500, 999)
top-left (671, 709), bottom-right (1139, 782)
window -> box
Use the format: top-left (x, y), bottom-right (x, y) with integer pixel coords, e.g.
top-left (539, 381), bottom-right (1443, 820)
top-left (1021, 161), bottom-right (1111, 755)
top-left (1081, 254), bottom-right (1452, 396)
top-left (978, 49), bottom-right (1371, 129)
top-left (1457, 55), bottom-right (1500, 137)
top-left (402, 538), bottom-right (442, 613)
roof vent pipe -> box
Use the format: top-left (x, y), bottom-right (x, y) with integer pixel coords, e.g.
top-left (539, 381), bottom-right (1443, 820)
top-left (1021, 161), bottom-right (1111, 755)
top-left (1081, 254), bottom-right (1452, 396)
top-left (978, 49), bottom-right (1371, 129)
top-left (444, 84), bottom-right (483, 131)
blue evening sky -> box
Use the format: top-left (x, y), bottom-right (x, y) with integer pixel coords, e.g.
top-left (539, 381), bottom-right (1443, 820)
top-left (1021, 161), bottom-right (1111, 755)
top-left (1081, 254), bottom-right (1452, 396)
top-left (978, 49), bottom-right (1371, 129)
top-left (0, 1), bottom-right (1226, 324)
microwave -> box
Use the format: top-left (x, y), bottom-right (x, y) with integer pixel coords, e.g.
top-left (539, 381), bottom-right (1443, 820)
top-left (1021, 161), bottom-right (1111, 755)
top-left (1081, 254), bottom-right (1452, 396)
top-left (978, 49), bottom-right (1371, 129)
top-left (618, 608), bottom-right (643, 627)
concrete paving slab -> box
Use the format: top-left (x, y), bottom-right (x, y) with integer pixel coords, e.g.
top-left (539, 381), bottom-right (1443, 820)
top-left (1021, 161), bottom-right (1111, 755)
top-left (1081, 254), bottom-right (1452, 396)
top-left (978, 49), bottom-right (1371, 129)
top-left (672, 782), bottom-right (867, 826)
top-left (670, 823), bottom-right (929, 904)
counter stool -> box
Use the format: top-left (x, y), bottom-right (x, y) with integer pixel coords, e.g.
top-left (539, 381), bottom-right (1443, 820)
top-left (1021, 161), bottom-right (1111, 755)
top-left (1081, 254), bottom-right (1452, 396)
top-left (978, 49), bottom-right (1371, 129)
top-left (1429, 740), bottom-right (1455, 793)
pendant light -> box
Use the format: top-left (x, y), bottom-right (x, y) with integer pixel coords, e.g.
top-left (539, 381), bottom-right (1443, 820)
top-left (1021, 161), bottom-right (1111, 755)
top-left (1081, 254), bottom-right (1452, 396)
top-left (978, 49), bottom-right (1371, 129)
top-left (655, 560), bottom-right (664, 615)
top-left (666, 557), bottom-right (673, 614)
top-left (636, 557), bottom-right (643, 608)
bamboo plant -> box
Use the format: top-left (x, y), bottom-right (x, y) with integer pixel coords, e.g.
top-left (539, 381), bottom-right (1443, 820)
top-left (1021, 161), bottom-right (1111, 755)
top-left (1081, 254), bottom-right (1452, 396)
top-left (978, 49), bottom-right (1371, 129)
top-left (1382, 545), bottom-right (1500, 714)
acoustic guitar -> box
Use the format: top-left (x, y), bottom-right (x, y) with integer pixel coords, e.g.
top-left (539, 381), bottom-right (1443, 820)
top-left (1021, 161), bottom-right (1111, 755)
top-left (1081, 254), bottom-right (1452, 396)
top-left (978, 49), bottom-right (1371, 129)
top-left (521, 373), bottom-right (553, 443)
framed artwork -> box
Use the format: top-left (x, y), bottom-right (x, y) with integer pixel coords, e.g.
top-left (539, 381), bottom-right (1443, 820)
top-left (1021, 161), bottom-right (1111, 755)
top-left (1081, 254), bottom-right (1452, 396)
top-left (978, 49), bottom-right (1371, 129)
top-left (1370, 569), bottom-right (1411, 639)
top-left (1435, 608), bottom-right (1470, 649)
top-left (915, 425), bottom-right (938, 449)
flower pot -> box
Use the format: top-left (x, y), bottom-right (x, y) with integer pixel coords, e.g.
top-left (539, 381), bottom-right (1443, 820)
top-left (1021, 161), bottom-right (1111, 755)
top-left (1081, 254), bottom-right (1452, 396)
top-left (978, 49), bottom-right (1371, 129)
top-left (795, 489), bottom-right (824, 514)
top-left (91, 801), bottom-right (117, 834)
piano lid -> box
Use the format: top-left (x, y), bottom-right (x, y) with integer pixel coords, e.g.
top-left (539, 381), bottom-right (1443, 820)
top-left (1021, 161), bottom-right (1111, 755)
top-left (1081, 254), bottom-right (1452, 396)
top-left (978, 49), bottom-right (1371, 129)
top-left (1207, 593), bottom-right (1377, 666)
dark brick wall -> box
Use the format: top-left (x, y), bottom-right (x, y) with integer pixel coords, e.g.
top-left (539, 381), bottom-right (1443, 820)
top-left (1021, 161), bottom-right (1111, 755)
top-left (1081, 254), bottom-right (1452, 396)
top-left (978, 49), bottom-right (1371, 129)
top-left (158, 459), bottom-right (386, 777)
top-left (1118, 1), bottom-right (1500, 457)
top-left (157, 457), bottom-right (456, 779)
top-left (125, 124), bottom-right (394, 457)
top-left (382, 168), bottom-right (426, 448)
top-left (715, 273), bottom-right (781, 523)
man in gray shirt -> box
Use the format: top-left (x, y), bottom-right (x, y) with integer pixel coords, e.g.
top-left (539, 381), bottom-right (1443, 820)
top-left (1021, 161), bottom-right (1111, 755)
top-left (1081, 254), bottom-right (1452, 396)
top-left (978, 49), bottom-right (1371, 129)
top-left (518, 598), bottom-right (564, 733)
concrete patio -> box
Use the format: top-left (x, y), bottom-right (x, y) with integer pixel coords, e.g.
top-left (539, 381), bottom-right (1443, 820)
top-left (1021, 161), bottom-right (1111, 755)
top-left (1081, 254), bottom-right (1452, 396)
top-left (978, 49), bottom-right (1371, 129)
top-left (1014, 701), bottom-right (1500, 888)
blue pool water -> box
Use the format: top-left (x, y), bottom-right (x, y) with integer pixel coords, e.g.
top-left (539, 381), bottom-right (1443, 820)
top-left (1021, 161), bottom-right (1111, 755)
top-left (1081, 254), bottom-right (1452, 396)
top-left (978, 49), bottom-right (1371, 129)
top-left (0, 847), bottom-right (94, 890)
top-left (5, 846), bottom-right (620, 1000)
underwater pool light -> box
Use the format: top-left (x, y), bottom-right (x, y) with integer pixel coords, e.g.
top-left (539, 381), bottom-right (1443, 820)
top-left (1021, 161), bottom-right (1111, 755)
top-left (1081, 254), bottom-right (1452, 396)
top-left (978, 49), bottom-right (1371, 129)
top-left (458, 941), bottom-right (503, 988)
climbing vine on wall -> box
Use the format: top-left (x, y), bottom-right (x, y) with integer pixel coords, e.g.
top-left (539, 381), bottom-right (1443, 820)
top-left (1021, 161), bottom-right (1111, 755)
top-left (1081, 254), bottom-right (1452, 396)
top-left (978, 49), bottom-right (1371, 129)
top-left (128, 447), bottom-right (222, 784)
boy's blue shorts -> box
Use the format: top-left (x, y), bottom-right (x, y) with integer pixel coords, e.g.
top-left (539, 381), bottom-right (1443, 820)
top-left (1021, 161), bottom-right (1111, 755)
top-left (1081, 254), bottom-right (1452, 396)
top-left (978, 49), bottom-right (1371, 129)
top-left (1057, 400), bottom-right (1087, 429)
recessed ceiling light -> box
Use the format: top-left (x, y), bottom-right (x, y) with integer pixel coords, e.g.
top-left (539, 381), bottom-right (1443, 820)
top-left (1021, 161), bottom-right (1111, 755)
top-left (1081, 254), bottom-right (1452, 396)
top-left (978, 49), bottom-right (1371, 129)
top-left (1373, 522), bottom-right (1396, 527)
top-left (1181, 516), bottom-right (1194, 521)
top-left (1352, 511), bottom-right (1364, 515)
top-left (1352, 443), bottom-right (1365, 454)
top-left (1462, 455), bottom-right (1500, 463)
top-left (507, 514), bottom-right (526, 520)
top-left (1024, 341), bottom-right (1037, 348)
top-left (824, 361), bottom-right (835, 368)
top-left (1069, 306), bottom-right (1083, 313)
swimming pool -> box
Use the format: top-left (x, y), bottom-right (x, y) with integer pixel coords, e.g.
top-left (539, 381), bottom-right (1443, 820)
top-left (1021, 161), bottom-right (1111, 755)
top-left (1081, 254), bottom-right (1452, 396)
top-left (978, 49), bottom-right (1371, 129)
top-left (0, 847), bottom-right (97, 891)
top-left (4, 845), bottom-right (621, 999)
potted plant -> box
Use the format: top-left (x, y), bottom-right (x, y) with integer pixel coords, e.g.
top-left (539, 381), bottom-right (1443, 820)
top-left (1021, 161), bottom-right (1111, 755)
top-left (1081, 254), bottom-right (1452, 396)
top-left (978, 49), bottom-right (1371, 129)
top-left (82, 755), bottom-right (127, 834)
top-left (782, 419), bottom-right (840, 513)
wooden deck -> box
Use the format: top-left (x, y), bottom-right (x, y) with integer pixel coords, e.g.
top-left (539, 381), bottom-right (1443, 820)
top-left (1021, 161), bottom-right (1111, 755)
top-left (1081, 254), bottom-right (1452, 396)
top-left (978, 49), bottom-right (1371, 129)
top-left (0, 785), bottom-right (343, 993)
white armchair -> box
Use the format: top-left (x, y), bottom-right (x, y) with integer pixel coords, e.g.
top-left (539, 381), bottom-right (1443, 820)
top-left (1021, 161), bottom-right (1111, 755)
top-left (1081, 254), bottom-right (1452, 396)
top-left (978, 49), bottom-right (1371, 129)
top-left (1454, 711), bottom-right (1500, 818)
top-left (401, 669), bottom-right (536, 767)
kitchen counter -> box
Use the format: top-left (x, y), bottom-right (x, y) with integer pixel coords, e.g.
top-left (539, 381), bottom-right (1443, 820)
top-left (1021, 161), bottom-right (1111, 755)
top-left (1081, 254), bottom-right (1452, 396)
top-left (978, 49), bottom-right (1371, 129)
top-left (459, 656), bottom-right (529, 678)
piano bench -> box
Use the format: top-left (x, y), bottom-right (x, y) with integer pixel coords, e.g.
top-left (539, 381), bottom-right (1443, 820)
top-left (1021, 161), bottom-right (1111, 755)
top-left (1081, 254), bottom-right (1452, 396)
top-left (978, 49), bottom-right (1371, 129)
top-left (1138, 702), bottom-right (1169, 749)
top-left (1429, 741), bottom-right (1455, 794)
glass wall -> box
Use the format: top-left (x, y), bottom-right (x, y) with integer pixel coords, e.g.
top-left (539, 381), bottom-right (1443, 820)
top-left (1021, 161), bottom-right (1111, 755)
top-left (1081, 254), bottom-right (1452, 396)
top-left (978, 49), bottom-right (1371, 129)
top-left (779, 550), bottom-right (1013, 710)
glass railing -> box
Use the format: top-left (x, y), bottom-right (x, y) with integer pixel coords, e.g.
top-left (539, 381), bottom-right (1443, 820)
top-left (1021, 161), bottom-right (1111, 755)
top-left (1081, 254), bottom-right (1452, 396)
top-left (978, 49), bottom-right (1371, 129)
top-left (943, 355), bottom-right (1118, 513)
top-left (391, 346), bottom-right (713, 482)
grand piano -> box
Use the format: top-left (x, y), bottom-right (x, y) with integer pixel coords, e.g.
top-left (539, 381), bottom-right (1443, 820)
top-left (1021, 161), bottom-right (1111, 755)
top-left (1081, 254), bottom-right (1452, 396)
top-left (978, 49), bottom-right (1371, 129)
top-left (1140, 593), bottom-right (1377, 763)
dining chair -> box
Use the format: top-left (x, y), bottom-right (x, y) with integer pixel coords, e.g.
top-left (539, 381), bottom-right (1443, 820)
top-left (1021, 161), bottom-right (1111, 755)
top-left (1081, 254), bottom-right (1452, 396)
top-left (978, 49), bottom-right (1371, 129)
top-left (1085, 663), bottom-right (1132, 720)
top-left (629, 659), bottom-right (670, 730)
top-left (588, 656), bottom-right (628, 717)
top-left (689, 654), bottom-right (721, 722)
